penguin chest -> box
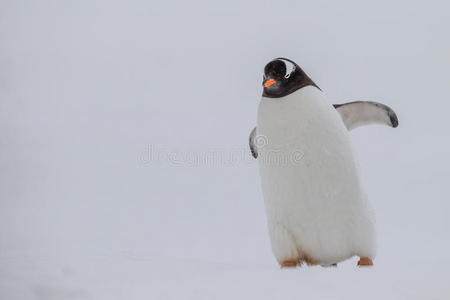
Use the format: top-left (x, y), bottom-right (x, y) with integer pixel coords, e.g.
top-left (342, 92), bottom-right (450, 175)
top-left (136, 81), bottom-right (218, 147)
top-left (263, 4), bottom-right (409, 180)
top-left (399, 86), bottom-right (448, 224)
top-left (256, 87), bottom-right (360, 205)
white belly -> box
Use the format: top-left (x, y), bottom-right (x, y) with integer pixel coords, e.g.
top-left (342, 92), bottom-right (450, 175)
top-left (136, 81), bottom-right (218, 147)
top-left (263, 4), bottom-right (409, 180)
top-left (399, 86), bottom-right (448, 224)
top-left (257, 86), bottom-right (376, 265)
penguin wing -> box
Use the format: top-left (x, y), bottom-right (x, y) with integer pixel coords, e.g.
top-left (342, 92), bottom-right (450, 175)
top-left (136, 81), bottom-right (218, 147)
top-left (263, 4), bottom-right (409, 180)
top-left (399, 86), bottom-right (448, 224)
top-left (249, 127), bottom-right (258, 158)
top-left (333, 101), bottom-right (399, 131)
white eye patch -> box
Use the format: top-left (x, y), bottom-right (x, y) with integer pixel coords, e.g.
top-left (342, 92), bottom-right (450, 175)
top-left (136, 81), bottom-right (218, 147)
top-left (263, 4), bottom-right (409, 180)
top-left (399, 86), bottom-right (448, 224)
top-left (278, 59), bottom-right (295, 78)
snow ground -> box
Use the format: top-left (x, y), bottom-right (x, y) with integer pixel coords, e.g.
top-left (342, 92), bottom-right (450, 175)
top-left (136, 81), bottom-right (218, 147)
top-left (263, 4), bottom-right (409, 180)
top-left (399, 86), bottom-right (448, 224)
top-left (1, 0), bottom-right (450, 299)
top-left (1, 250), bottom-right (449, 300)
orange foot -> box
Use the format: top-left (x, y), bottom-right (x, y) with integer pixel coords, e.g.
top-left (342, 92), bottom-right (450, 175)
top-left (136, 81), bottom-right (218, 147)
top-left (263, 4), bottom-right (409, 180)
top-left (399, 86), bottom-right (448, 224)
top-left (280, 260), bottom-right (298, 269)
top-left (357, 257), bottom-right (374, 267)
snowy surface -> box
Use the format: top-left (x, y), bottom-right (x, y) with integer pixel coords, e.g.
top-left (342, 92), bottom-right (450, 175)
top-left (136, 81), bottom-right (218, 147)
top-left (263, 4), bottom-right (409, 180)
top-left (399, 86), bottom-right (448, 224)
top-left (2, 252), bottom-right (449, 299)
top-left (1, 0), bottom-right (450, 299)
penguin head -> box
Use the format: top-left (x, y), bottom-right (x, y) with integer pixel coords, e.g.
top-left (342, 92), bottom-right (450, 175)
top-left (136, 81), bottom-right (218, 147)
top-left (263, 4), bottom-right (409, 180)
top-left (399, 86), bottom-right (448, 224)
top-left (262, 58), bottom-right (318, 98)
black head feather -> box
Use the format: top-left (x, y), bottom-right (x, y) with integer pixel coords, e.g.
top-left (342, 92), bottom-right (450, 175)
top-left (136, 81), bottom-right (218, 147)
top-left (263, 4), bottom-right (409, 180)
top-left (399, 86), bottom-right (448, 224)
top-left (262, 58), bottom-right (319, 98)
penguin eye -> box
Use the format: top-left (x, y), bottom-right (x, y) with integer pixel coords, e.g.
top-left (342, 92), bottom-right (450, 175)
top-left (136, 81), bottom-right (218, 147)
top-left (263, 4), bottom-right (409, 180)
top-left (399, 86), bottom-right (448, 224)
top-left (284, 72), bottom-right (291, 79)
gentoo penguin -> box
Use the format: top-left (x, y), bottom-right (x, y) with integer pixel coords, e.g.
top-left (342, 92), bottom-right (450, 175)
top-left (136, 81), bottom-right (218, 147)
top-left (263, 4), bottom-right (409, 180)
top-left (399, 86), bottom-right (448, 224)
top-left (249, 58), bottom-right (398, 268)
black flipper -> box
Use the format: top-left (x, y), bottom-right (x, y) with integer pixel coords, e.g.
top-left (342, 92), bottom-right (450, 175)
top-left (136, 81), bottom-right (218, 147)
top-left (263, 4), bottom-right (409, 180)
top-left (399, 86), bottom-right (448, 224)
top-left (249, 127), bottom-right (258, 159)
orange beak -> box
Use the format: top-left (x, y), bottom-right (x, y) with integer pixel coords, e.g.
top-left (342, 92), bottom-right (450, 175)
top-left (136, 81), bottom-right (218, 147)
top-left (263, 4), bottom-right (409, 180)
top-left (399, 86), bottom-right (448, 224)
top-left (264, 78), bottom-right (277, 87)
